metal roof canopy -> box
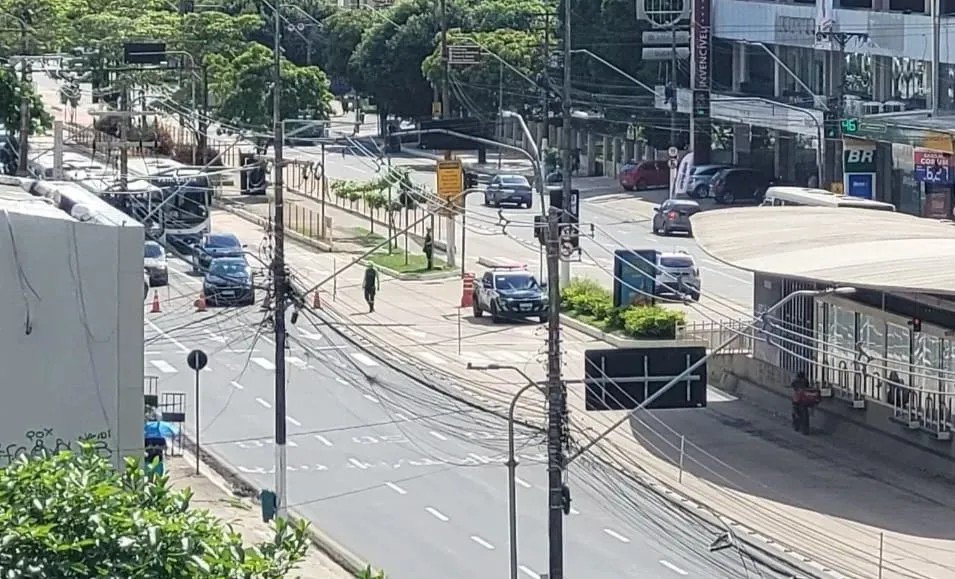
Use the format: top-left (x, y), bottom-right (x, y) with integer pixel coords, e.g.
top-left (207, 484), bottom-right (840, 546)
top-left (691, 206), bottom-right (955, 295)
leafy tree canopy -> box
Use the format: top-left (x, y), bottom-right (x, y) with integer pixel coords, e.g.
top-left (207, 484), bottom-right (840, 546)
top-left (0, 448), bottom-right (309, 576)
top-left (208, 42), bottom-right (332, 131)
top-left (0, 67), bottom-right (52, 135)
top-left (319, 9), bottom-right (376, 82)
top-left (422, 28), bottom-right (544, 117)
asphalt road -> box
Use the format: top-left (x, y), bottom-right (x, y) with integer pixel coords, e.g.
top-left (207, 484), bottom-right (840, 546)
top-left (144, 251), bottom-right (788, 579)
top-left (282, 140), bottom-right (754, 319)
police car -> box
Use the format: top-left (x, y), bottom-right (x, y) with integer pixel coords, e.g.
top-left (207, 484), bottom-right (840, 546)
top-left (472, 258), bottom-right (548, 323)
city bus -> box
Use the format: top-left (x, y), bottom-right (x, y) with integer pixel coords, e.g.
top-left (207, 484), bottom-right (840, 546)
top-left (761, 186), bottom-right (896, 211)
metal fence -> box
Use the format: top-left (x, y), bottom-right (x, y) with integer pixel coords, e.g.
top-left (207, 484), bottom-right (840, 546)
top-left (676, 318), bottom-right (755, 354)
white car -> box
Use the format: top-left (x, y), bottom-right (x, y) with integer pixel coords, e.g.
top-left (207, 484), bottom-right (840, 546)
top-left (144, 270), bottom-right (150, 301)
top-left (654, 251), bottom-right (701, 301)
top-left (144, 241), bottom-right (169, 286)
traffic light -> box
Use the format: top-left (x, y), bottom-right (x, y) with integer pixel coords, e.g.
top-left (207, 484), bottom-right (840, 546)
top-left (909, 317), bottom-right (922, 333)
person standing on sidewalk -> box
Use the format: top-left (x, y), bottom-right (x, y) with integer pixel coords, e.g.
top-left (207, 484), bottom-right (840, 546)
top-left (423, 227), bottom-right (434, 270)
top-left (362, 263), bottom-right (379, 312)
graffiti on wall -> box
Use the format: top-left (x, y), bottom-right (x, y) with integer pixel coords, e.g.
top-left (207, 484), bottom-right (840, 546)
top-left (0, 427), bottom-right (113, 467)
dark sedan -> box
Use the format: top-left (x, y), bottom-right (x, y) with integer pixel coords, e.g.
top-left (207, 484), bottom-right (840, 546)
top-left (192, 232), bottom-right (245, 274)
top-left (652, 199), bottom-right (702, 236)
top-left (484, 174), bottom-right (534, 208)
top-left (202, 257), bottom-right (255, 306)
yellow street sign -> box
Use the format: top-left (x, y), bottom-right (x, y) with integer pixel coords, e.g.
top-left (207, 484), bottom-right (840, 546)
top-left (436, 159), bottom-right (463, 214)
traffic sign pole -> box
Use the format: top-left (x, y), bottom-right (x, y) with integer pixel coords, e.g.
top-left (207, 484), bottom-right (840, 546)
top-left (667, 146), bottom-right (679, 199)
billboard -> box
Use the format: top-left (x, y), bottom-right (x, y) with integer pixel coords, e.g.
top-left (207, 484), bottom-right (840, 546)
top-left (612, 249), bottom-right (658, 307)
top-left (584, 346), bottom-right (708, 410)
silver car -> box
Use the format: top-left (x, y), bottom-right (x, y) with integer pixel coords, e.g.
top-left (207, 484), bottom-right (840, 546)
top-left (685, 164), bottom-right (732, 198)
top-left (654, 251), bottom-right (701, 301)
top-left (485, 174), bottom-right (533, 208)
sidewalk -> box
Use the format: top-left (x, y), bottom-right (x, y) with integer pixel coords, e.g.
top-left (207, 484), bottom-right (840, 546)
top-left (307, 267), bottom-right (955, 579)
top-left (165, 454), bottom-right (353, 578)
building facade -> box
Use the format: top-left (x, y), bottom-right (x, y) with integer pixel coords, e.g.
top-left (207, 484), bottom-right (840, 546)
top-left (0, 178), bottom-right (144, 469)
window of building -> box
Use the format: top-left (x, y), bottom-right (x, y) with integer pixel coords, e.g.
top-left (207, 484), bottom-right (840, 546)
top-left (839, 0), bottom-right (873, 8)
top-left (859, 314), bottom-right (886, 399)
top-left (885, 322), bottom-right (912, 407)
top-left (889, 0), bottom-right (925, 12)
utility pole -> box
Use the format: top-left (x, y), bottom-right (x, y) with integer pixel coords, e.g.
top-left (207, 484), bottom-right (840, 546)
top-left (538, 12), bottom-right (552, 152)
top-left (816, 30), bottom-right (868, 190)
top-left (542, 3), bottom-right (572, 579)
top-left (198, 65), bottom-right (209, 161)
top-left (271, 0), bottom-right (290, 520)
top-left (119, 84), bottom-right (129, 190)
top-left (669, 24), bottom-right (678, 147)
top-left (439, 0), bottom-right (450, 118)
top-left (931, 0), bottom-right (940, 117)
top-left (16, 20), bottom-right (30, 177)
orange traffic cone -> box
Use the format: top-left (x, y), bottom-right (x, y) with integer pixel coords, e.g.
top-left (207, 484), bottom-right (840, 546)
top-left (312, 291), bottom-right (321, 309)
top-left (195, 292), bottom-right (207, 312)
top-left (150, 291), bottom-right (161, 313)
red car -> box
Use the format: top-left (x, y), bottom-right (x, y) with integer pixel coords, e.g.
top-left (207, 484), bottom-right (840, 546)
top-left (618, 160), bottom-right (669, 191)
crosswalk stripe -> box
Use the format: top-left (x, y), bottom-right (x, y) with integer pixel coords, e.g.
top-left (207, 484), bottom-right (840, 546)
top-left (252, 357), bottom-right (276, 371)
top-left (150, 360), bottom-right (178, 374)
top-left (418, 352), bottom-right (447, 366)
top-left (288, 356), bottom-right (307, 369)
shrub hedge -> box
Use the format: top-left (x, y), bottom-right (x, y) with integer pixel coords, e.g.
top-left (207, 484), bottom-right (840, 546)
top-left (560, 277), bottom-right (685, 339)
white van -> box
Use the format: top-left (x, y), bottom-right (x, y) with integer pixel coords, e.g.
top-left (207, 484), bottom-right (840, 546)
top-left (761, 186), bottom-right (896, 211)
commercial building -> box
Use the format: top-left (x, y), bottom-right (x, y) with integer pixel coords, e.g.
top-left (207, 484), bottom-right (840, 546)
top-left (655, 0), bottom-right (955, 215)
top-left (692, 205), bottom-right (955, 475)
top-left (0, 177), bottom-right (144, 468)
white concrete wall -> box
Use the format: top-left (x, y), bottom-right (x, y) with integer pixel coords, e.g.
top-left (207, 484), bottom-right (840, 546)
top-left (0, 200), bottom-right (144, 469)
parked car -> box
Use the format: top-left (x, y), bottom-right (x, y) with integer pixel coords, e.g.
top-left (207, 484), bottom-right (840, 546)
top-left (651, 199), bottom-right (702, 236)
top-left (485, 174), bottom-right (534, 208)
top-left (684, 164), bottom-right (732, 198)
top-left (618, 160), bottom-right (669, 191)
top-left (202, 257), bottom-right (255, 307)
top-left (144, 241), bottom-right (169, 286)
top-left (709, 168), bottom-right (773, 204)
top-left (192, 232), bottom-right (245, 274)
top-left (472, 266), bottom-right (548, 323)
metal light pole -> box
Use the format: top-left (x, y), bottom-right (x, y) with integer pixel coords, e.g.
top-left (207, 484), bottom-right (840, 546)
top-left (271, 0), bottom-right (290, 520)
top-left (567, 287), bottom-right (856, 465)
top-left (466, 363), bottom-right (544, 579)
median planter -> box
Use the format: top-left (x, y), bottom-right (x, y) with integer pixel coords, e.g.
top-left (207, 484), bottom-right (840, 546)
top-left (560, 277), bottom-right (686, 342)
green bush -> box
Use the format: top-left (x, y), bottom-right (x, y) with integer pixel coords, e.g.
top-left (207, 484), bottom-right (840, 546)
top-left (561, 277), bottom-right (686, 339)
top-left (620, 305), bottom-right (685, 339)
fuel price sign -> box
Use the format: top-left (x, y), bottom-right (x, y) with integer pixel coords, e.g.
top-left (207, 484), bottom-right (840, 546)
top-left (914, 150), bottom-right (953, 184)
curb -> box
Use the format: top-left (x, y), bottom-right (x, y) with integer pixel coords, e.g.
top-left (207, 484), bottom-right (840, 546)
top-left (214, 200), bottom-right (334, 252)
top-left (558, 314), bottom-right (707, 349)
top-left (360, 258), bottom-right (459, 282)
top-left (175, 431), bottom-right (375, 577)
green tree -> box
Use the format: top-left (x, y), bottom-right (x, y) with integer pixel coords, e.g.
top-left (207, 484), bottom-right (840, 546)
top-left (466, 0), bottom-right (552, 32)
top-left (319, 8), bottom-right (375, 83)
top-left (422, 28), bottom-right (543, 116)
top-left (208, 42), bottom-right (332, 131)
top-left (0, 66), bottom-right (52, 136)
top-left (0, 448), bottom-right (310, 576)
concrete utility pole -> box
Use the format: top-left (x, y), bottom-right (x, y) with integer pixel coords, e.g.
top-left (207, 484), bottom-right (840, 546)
top-left (669, 24), bottom-right (678, 147)
top-left (537, 12), bottom-right (552, 152)
top-left (543, 2), bottom-right (573, 579)
top-left (439, 0), bottom-right (450, 118)
top-left (271, 0), bottom-right (290, 520)
top-left (120, 84), bottom-right (129, 190)
top-left (16, 20), bottom-right (30, 177)
top-left (816, 30), bottom-right (867, 190)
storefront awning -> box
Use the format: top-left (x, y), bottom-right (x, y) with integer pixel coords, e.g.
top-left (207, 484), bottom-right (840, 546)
top-left (691, 206), bottom-right (955, 294)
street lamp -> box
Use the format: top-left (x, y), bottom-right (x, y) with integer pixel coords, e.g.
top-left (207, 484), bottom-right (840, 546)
top-left (567, 286), bottom-right (856, 465)
top-left (465, 362), bottom-right (545, 579)
top-left (500, 110), bottom-right (547, 211)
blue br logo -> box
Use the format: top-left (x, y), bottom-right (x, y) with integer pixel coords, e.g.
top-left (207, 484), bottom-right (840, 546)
top-left (638, 0), bottom-right (688, 27)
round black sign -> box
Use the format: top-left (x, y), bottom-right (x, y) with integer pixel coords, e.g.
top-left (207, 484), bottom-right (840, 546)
top-left (186, 349), bottom-right (208, 372)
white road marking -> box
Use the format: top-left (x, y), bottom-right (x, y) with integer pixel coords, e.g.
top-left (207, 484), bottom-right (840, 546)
top-left (146, 319), bottom-right (189, 353)
top-left (659, 560), bottom-right (688, 575)
top-left (429, 431), bottom-right (449, 441)
top-left (299, 329), bottom-right (323, 340)
top-left (335, 377), bottom-right (350, 385)
top-left (314, 435), bottom-right (333, 447)
top-left (348, 458), bottom-right (370, 469)
top-left (492, 351), bottom-right (530, 364)
top-left (287, 440), bottom-right (298, 447)
top-left (385, 482), bottom-right (407, 495)
top-left (569, 507), bottom-right (580, 515)
top-left (708, 386), bottom-right (737, 402)
top-left (203, 329), bottom-right (227, 343)
top-left (351, 352), bottom-right (379, 367)
top-left (515, 477), bottom-right (532, 489)
top-left (418, 351), bottom-right (446, 366)
top-left (287, 356), bottom-right (308, 369)
top-left (363, 394), bottom-right (378, 403)
top-left (393, 413), bottom-right (410, 421)
top-left (603, 528), bottom-right (630, 543)
top-left (425, 507), bottom-right (449, 522)
top-left (252, 357), bottom-right (275, 370)
top-left (470, 535), bottom-right (495, 550)
top-left (255, 397), bottom-right (272, 409)
top-left (150, 360), bottom-right (178, 374)
top-left (230, 381), bottom-right (245, 390)
top-left (287, 416), bottom-right (302, 426)
top-left (402, 327), bottom-right (427, 340)
top-left (519, 566), bottom-right (540, 578)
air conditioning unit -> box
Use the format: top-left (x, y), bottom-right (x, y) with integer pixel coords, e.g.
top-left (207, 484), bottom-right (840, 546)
top-left (861, 101), bottom-right (883, 115)
top-left (882, 100), bottom-right (905, 113)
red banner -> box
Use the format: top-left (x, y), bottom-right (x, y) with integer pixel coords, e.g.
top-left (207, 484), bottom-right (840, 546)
top-left (914, 150), bottom-right (952, 166)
